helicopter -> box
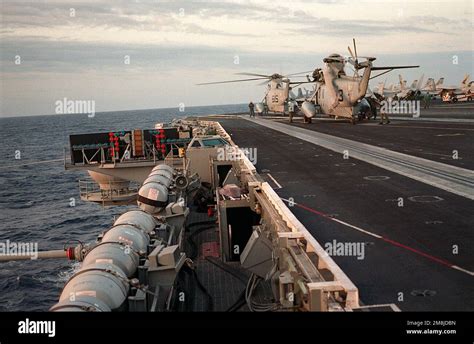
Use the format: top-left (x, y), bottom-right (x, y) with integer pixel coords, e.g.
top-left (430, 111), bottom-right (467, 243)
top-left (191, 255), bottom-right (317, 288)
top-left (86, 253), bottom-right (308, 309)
top-left (196, 71), bottom-right (313, 119)
top-left (300, 39), bottom-right (419, 124)
top-left (198, 39), bottom-right (419, 124)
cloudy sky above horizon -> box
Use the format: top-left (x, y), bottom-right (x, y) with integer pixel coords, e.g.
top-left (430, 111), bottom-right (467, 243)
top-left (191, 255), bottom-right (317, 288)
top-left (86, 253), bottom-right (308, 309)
top-left (1, 0), bottom-right (473, 117)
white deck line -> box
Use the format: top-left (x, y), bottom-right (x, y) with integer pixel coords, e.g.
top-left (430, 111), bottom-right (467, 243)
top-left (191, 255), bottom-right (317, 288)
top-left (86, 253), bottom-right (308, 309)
top-left (267, 173), bottom-right (282, 189)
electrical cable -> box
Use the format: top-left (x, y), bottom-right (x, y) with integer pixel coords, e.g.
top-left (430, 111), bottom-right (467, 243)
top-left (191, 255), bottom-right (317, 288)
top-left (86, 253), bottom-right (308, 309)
top-left (182, 265), bottom-right (214, 311)
top-left (245, 273), bottom-right (279, 312)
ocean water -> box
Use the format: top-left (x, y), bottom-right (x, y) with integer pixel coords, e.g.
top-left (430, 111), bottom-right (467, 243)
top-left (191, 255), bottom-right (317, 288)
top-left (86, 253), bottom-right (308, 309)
top-left (0, 104), bottom-right (246, 311)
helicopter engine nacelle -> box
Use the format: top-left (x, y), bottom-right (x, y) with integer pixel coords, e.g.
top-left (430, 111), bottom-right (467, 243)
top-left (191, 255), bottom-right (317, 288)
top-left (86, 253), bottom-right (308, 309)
top-left (301, 101), bottom-right (316, 118)
top-left (255, 102), bottom-right (265, 114)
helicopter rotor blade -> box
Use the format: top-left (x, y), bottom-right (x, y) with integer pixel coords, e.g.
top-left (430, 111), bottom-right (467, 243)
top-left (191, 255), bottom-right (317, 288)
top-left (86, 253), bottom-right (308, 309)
top-left (352, 38), bottom-right (360, 77)
top-left (370, 70), bottom-right (395, 80)
top-left (371, 65), bottom-right (419, 71)
top-left (353, 38), bottom-right (358, 63)
top-left (235, 72), bottom-right (272, 78)
top-left (348, 46), bottom-right (355, 60)
top-left (196, 77), bottom-right (269, 85)
top-left (286, 70), bottom-right (314, 77)
top-left (236, 71), bottom-right (313, 79)
top-left (369, 66), bottom-right (419, 80)
top-left (288, 81), bottom-right (315, 86)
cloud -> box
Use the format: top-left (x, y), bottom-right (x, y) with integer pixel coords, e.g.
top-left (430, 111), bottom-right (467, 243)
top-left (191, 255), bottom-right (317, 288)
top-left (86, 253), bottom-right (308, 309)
top-left (0, 1), bottom-right (266, 31)
top-left (0, 35), bottom-right (330, 83)
top-left (2, 1), bottom-right (467, 39)
top-left (1, 0), bottom-right (472, 116)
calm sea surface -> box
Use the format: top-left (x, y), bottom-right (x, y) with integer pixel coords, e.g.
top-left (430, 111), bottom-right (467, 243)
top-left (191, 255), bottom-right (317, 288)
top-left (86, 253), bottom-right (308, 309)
top-left (0, 104), bottom-right (246, 311)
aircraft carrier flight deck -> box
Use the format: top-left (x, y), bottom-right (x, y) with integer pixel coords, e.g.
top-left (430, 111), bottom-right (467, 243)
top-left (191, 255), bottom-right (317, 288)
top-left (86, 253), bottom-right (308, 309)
top-left (208, 101), bottom-right (474, 312)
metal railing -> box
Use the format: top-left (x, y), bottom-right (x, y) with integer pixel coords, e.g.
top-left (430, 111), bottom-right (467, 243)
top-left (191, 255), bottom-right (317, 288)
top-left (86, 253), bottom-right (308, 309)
top-left (70, 143), bottom-right (162, 167)
top-left (79, 179), bottom-right (139, 203)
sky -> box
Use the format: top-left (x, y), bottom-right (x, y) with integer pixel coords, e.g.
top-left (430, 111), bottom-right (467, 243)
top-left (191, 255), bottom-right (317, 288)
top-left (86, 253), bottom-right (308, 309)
top-left (0, 0), bottom-right (473, 117)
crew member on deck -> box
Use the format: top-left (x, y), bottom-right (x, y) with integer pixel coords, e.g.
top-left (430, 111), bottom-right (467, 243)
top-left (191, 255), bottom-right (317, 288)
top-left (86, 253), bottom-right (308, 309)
top-left (423, 93), bottom-right (431, 109)
top-left (379, 104), bottom-right (390, 125)
top-left (249, 101), bottom-right (255, 117)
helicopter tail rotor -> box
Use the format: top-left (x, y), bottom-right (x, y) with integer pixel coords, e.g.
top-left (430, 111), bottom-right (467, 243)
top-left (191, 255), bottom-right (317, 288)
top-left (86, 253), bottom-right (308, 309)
top-left (347, 39), bottom-right (376, 78)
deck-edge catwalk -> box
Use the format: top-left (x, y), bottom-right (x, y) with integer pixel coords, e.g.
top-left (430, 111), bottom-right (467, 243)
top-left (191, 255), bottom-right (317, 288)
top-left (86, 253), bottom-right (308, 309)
top-left (2, 117), bottom-right (384, 312)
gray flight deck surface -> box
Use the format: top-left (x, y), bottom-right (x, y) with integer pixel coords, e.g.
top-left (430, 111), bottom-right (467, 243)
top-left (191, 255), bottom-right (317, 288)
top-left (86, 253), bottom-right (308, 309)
top-left (283, 120), bottom-right (474, 170)
top-left (215, 114), bottom-right (474, 311)
top-left (279, 101), bottom-right (474, 169)
top-left (245, 116), bottom-right (473, 200)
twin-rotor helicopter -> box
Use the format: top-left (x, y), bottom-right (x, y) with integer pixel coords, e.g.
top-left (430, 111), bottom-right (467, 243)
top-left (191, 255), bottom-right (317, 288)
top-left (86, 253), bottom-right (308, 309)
top-left (198, 39), bottom-right (418, 124)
